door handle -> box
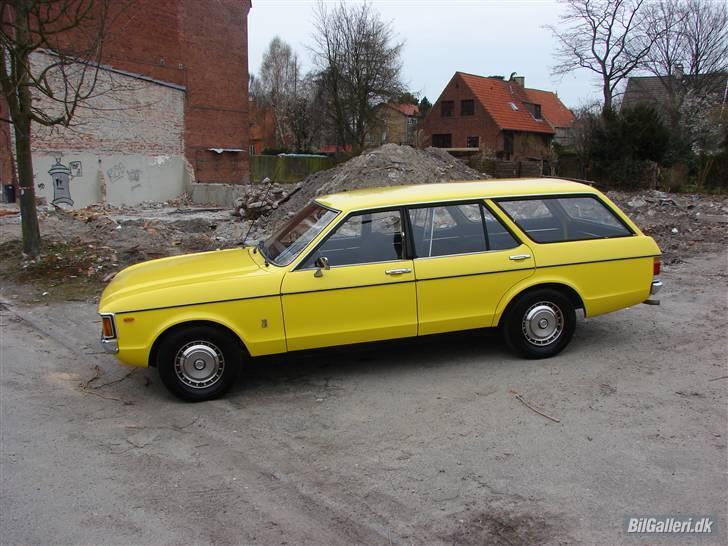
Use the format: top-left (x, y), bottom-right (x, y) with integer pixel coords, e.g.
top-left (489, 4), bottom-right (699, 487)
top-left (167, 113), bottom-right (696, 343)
top-left (509, 254), bottom-right (531, 261)
top-left (385, 268), bottom-right (412, 275)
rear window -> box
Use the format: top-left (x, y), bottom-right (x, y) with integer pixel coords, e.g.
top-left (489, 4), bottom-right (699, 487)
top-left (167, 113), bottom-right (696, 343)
top-left (497, 196), bottom-right (632, 243)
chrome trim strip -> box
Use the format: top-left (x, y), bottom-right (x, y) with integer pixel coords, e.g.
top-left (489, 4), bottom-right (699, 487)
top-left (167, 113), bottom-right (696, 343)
top-left (113, 255), bottom-right (661, 314)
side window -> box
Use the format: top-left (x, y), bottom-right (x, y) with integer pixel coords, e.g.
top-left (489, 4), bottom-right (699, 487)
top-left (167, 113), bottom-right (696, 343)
top-left (482, 207), bottom-right (519, 250)
top-left (498, 196), bottom-right (632, 243)
top-left (304, 210), bottom-right (403, 267)
top-left (408, 203), bottom-right (486, 257)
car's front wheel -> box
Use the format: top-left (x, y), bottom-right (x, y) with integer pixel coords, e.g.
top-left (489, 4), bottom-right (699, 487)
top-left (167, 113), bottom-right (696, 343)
top-left (502, 288), bottom-right (576, 359)
top-left (157, 325), bottom-right (241, 402)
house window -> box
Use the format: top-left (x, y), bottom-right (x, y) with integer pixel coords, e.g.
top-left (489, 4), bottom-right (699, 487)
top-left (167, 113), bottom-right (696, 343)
top-left (432, 134), bottom-right (452, 148)
top-left (533, 104), bottom-right (542, 119)
top-left (466, 136), bottom-right (480, 148)
top-left (503, 131), bottom-right (514, 156)
top-left (441, 101), bottom-right (454, 117)
top-left (461, 100), bottom-right (475, 116)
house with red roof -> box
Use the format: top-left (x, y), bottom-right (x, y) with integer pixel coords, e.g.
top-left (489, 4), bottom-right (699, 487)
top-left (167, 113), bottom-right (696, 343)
top-left (421, 72), bottom-right (575, 162)
top-left (367, 103), bottom-right (421, 147)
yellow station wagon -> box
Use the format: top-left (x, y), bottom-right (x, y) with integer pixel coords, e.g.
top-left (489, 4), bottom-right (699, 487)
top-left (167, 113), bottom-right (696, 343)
top-left (99, 179), bottom-right (663, 401)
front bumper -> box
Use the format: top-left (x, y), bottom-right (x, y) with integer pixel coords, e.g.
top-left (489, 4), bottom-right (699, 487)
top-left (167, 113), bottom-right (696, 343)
top-left (101, 337), bottom-right (119, 354)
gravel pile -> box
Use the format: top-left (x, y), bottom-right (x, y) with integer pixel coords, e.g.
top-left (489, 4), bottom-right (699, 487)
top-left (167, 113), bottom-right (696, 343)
top-left (266, 144), bottom-right (486, 228)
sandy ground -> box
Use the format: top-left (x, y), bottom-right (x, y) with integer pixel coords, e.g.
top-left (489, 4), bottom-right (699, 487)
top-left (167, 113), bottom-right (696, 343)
top-left (1, 251), bottom-right (726, 545)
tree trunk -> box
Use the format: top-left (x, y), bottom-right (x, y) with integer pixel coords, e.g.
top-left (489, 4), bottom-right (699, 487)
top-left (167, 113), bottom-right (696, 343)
top-left (602, 83), bottom-right (613, 117)
top-left (14, 117), bottom-right (41, 257)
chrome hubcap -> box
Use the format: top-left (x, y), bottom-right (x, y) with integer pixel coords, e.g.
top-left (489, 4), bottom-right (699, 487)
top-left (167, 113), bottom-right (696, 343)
top-left (174, 341), bottom-right (225, 389)
top-left (522, 302), bottom-right (564, 346)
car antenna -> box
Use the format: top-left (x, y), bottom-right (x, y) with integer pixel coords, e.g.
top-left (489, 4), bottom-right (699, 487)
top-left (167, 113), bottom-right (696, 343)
top-left (242, 176), bottom-right (274, 258)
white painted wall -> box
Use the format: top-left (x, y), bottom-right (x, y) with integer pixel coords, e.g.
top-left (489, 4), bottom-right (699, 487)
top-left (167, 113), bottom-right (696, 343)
top-left (34, 153), bottom-right (192, 208)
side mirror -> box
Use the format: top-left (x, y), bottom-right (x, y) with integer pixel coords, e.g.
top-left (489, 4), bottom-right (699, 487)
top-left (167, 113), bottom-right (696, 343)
top-left (313, 256), bottom-right (330, 277)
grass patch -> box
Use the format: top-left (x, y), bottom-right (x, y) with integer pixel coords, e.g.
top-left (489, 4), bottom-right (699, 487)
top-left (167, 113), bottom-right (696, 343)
top-left (0, 238), bottom-right (116, 301)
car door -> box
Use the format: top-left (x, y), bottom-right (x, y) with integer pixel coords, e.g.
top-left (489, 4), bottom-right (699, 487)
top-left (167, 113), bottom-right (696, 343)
top-left (281, 208), bottom-right (417, 351)
top-left (408, 202), bottom-right (535, 335)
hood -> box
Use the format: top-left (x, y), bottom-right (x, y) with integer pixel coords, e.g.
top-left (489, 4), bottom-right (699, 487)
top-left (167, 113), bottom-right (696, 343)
top-left (99, 247), bottom-right (279, 314)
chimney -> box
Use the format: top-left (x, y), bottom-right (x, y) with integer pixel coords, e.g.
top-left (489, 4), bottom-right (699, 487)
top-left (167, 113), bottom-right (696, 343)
top-left (674, 64), bottom-right (684, 80)
top-left (510, 73), bottom-right (525, 87)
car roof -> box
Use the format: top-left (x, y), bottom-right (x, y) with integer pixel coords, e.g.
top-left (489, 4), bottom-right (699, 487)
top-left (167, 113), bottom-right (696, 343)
top-left (315, 178), bottom-right (597, 212)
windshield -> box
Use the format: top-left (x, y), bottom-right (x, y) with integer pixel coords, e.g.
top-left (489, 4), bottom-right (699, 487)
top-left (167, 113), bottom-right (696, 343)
top-left (261, 202), bottom-right (338, 266)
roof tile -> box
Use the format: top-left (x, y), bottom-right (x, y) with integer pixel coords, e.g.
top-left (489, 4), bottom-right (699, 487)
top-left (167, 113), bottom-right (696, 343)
top-left (458, 72), bottom-right (556, 134)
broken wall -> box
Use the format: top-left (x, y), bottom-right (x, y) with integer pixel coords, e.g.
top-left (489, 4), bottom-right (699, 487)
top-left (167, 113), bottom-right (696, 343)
top-left (21, 52), bottom-right (189, 208)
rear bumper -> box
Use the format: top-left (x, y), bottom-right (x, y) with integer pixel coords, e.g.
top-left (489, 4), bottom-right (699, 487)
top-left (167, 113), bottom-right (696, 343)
top-left (651, 279), bottom-right (663, 296)
top-left (643, 279), bottom-right (663, 305)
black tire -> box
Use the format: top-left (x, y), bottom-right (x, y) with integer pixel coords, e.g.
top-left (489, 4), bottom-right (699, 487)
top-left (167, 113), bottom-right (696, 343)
top-left (501, 288), bottom-right (576, 359)
top-left (157, 325), bottom-right (242, 402)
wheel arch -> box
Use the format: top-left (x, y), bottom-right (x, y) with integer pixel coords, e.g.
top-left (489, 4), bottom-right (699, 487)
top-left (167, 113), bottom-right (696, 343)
top-left (494, 281), bottom-right (585, 328)
top-left (148, 319), bottom-right (250, 368)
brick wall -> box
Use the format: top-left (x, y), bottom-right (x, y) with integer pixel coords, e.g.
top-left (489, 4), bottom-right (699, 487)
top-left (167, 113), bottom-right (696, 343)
top-left (30, 54), bottom-right (185, 156)
top-left (421, 73), bottom-right (501, 152)
top-left (52, 0), bottom-right (252, 183)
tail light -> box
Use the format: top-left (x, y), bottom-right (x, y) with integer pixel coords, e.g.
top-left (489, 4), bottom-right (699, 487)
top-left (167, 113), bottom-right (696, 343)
top-left (101, 315), bottom-right (116, 338)
top-left (653, 257), bottom-right (661, 276)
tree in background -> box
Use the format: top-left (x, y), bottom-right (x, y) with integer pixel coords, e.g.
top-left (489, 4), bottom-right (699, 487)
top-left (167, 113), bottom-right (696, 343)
top-left (286, 71), bottom-right (326, 152)
top-left (0, 0), bottom-right (116, 257)
top-left (593, 105), bottom-right (670, 163)
top-left (259, 36), bottom-right (300, 148)
top-left (418, 96), bottom-right (432, 117)
top-left (641, 0), bottom-right (727, 161)
top-left (549, 0), bottom-right (657, 115)
top-left (397, 91), bottom-right (419, 105)
top-left (311, 0), bottom-right (404, 151)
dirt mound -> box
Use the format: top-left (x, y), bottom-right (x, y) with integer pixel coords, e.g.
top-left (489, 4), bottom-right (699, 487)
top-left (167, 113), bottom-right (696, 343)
top-left (607, 190), bottom-right (728, 263)
top-left (266, 144), bottom-right (486, 228)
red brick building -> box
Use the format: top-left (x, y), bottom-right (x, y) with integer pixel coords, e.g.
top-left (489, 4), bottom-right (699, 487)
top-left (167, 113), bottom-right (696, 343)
top-left (1, 0), bottom-right (252, 205)
top-left (421, 72), bottom-right (574, 161)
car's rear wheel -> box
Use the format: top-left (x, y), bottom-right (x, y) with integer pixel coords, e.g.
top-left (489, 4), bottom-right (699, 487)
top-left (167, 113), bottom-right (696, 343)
top-left (502, 288), bottom-right (576, 359)
top-left (157, 325), bottom-right (241, 402)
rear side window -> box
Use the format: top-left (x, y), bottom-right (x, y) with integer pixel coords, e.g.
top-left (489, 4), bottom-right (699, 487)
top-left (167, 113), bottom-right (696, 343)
top-left (408, 202), bottom-right (518, 257)
top-left (497, 196), bottom-right (632, 243)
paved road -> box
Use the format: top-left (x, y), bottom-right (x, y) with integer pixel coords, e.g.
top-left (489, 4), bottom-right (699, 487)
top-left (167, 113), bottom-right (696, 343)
top-left (1, 253), bottom-right (726, 545)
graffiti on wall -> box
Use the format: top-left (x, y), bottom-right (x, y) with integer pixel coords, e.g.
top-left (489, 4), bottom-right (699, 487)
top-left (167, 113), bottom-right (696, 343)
top-left (49, 158), bottom-right (75, 206)
top-left (106, 162), bottom-right (125, 183)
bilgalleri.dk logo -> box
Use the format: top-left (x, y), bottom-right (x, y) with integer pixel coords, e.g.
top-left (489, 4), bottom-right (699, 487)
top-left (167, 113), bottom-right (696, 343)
top-left (625, 516), bottom-right (716, 535)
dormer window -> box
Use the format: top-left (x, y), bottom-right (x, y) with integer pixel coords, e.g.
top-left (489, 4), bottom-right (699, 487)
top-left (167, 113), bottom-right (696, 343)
top-left (533, 104), bottom-right (542, 120)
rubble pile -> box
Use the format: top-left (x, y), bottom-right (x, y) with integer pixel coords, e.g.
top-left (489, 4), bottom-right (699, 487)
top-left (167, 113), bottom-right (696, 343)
top-left (608, 190), bottom-right (728, 263)
top-left (232, 181), bottom-right (302, 219)
top-left (2, 144), bottom-right (727, 301)
top-left (267, 144), bottom-right (486, 227)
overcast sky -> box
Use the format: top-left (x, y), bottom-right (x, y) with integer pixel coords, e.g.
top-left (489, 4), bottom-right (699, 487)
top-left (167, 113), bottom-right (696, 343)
top-left (248, 0), bottom-right (600, 110)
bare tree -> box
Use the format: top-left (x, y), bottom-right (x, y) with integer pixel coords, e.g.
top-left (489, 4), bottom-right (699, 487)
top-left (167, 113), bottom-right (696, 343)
top-left (248, 72), bottom-right (266, 105)
top-left (259, 36), bottom-right (300, 148)
top-left (641, 0), bottom-right (727, 152)
top-left (286, 71), bottom-right (325, 152)
top-left (311, 0), bottom-right (404, 150)
top-left (0, 0), bottom-right (117, 257)
top-left (549, 0), bottom-right (656, 114)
